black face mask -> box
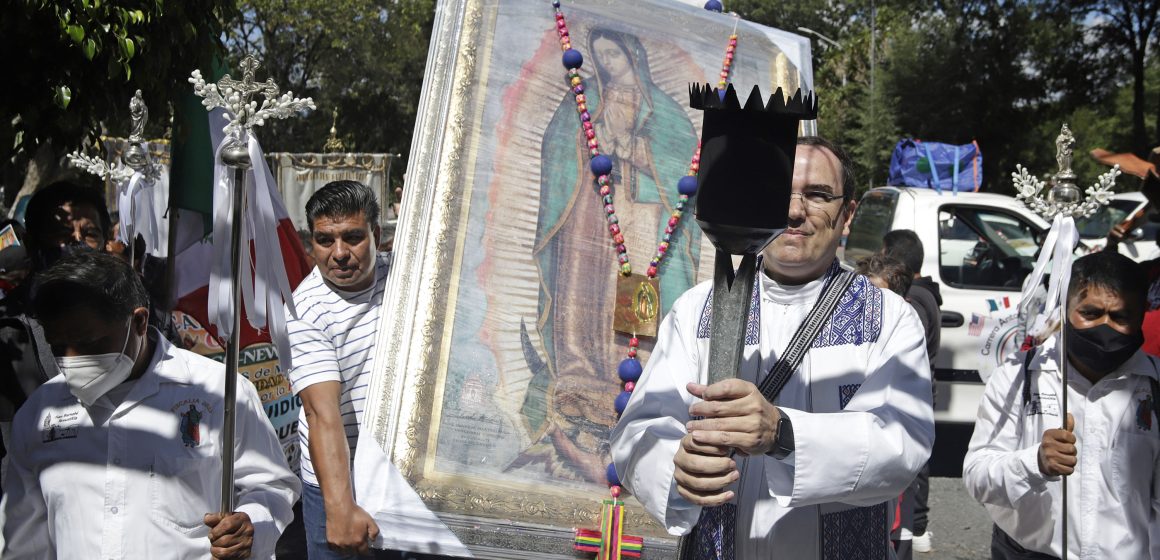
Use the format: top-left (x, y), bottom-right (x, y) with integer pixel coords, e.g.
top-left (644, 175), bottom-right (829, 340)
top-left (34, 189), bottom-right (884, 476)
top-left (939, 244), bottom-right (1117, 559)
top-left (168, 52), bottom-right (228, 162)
top-left (1065, 321), bottom-right (1143, 376)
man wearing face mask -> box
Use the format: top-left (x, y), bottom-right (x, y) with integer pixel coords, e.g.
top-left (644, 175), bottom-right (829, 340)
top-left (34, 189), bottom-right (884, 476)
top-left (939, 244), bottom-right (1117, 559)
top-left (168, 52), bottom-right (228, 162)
top-left (963, 251), bottom-right (1159, 559)
top-left (0, 180), bottom-right (114, 483)
top-left (1, 251), bottom-right (300, 559)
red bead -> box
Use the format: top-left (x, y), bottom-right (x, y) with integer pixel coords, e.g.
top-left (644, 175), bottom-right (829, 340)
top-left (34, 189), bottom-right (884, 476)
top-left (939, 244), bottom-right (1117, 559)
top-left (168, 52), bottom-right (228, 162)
top-left (557, 20), bottom-right (566, 29)
top-left (629, 337), bottom-right (640, 347)
top-left (577, 102), bottom-right (587, 113)
top-left (587, 139), bottom-right (598, 149)
top-left (664, 226), bottom-right (675, 235)
top-left (616, 244), bottom-right (626, 253)
top-left (586, 129), bottom-right (596, 140)
top-left (625, 381), bottom-right (636, 392)
top-left (628, 348), bottom-right (637, 358)
top-left (610, 486), bottom-right (621, 498)
top-left (668, 217), bottom-right (679, 227)
top-left (613, 233), bottom-right (625, 244)
top-left (583, 121), bottom-right (594, 131)
top-left (599, 185), bottom-right (611, 196)
top-left (609, 224), bottom-right (620, 235)
top-left (605, 204), bottom-right (616, 214)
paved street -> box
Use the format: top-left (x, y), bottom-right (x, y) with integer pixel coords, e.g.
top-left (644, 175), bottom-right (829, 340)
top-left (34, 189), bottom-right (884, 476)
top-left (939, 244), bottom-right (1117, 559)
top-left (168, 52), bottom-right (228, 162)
top-left (919, 423), bottom-right (991, 559)
top-left (922, 477), bottom-right (992, 559)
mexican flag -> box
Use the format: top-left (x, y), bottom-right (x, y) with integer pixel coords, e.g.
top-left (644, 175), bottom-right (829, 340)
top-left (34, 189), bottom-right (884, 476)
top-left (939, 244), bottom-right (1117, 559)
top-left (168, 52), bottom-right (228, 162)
top-left (168, 69), bottom-right (312, 349)
top-left (168, 63), bottom-right (313, 470)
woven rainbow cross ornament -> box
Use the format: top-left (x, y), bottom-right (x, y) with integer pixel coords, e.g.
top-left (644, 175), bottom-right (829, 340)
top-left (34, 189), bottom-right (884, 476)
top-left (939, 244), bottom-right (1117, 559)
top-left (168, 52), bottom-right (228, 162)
top-left (574, 498), bottom-right (643, 559)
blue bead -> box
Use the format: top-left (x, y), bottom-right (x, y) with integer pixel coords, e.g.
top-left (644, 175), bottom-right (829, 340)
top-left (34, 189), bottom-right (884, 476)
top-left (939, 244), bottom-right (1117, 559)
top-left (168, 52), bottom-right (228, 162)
top-left (618, 358), bottom-right (643, 382)
top-left (590, 154), bottom-right (613, 176)
top-left (678, 175), bottom-right (699, 196)
top-left (717, 88), bottom-right (727, 101)
top-left (562, 48), bottom-right (583, 69)
top-left (606, 462), bottom-right (621, 486)
top-left (704, 0), bottom-right (724, 12)
top-left (614, 390), bottom-right (632, 414)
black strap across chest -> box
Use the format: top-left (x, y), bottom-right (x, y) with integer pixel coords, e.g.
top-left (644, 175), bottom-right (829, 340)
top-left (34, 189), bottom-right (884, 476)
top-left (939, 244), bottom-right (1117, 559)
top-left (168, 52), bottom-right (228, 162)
top-left (757, 268), bottom-right (858, 404)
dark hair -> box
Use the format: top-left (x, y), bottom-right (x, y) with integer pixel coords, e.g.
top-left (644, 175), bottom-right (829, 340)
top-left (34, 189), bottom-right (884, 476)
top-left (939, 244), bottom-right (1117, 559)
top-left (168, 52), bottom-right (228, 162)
top-left (1069, 251), bottom-right (1147, 314)
top-left (856, 254), bottom-right (912, 296)
top-left (304, 180), bottom-right (380, 232)
top-left (24, 180), bottom-right (113, 242)
top-left (882, 229), bottom-right (924, 277)
top-left (797, 136), bottom-right (858, 203)
top-left (31, 250), bottom-right (148, 322)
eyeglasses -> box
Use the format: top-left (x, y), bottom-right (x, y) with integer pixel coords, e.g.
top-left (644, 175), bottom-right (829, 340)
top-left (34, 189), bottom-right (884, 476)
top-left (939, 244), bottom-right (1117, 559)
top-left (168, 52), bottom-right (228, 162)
top-left (789, 190), bottom-right (846, 210)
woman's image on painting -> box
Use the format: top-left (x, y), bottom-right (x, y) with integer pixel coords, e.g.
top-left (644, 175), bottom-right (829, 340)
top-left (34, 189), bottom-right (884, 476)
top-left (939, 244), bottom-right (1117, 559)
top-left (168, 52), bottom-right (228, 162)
top-left (510, 27), bottom-right (701, 484)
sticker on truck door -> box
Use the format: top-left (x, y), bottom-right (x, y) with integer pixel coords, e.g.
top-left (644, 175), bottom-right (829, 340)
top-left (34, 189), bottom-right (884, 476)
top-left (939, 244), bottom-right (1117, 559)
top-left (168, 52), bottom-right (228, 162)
top-left (968, 309), bottom-right (1025, 381)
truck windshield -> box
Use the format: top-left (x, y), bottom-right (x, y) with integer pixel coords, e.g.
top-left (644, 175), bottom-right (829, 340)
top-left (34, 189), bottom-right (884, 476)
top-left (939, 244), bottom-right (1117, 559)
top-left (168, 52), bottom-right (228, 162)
top-left (844, 189), bottom-right (898, 266)
top-left (939, 206), bottom-right (1039, 290)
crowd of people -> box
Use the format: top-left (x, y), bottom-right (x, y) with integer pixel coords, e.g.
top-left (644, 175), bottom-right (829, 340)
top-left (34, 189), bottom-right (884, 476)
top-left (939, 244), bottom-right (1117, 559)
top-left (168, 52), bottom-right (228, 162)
top-left (0, 133), bottom-right (1158, 560)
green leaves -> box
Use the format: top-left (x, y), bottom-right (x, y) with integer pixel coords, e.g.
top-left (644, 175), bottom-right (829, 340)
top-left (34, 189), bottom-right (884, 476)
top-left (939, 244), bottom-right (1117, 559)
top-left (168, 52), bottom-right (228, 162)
top-left (66, 23), bottom-right (85, 43)
top-left (4, 0), bottom-right (232, 179)
top-left (53, 85), bottom-right (72, 109)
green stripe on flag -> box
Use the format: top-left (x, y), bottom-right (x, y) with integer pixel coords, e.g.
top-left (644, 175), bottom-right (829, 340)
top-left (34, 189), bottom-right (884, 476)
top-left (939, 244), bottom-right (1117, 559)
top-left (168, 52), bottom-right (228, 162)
top-left (169, 57), bottom-right (228, 237)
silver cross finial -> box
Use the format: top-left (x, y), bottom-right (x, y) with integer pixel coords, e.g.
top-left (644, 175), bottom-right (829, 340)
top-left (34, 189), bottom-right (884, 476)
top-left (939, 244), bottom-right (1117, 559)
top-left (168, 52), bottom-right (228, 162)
top-left (189, 54), bottom-right (315, 168)
top-left (1013, 123), bottom-right (1118, 219)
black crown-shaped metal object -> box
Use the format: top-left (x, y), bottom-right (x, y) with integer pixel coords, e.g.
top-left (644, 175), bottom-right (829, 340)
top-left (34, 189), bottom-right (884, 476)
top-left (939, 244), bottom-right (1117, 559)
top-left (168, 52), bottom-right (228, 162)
top-left (690, 83), bottom-right (818, 255)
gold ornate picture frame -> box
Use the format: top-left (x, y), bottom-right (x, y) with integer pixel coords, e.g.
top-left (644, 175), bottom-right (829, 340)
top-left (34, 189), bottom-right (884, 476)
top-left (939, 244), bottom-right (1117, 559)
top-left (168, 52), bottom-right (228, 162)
top-left (362, 1), bottom-right (813, 557)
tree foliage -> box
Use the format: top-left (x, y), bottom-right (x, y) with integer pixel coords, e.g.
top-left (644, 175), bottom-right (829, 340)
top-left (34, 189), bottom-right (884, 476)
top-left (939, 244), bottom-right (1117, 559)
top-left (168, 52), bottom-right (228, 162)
top-left (223, 0), bottom-right (436, 191)
top-left (733, 0), bottom-right (1160, 196)
top-left (0, 0), bottom-right (233, 197)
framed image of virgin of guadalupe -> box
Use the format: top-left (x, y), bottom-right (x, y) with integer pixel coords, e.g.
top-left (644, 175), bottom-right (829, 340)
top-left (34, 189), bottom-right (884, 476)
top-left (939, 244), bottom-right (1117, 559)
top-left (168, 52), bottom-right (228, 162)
top-left (358, 0), bottom-right (814, 557)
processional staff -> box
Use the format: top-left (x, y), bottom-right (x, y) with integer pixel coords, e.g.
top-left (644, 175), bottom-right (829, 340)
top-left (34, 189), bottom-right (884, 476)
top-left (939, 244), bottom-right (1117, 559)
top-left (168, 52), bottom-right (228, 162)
top-left (678, 82), bottom-right (817, 559)
top-left (67, 90), bottom-right (161, 269)
top-left (1013, 123), bottom-right (1119, 560)
top-left (189, 56), bottom-right (314, 511)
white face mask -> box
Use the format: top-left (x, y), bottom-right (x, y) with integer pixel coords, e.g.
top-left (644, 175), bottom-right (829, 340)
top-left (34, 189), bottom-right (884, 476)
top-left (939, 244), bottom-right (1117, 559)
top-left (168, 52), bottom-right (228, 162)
top-left (56, 318), bottom-right (141, 406)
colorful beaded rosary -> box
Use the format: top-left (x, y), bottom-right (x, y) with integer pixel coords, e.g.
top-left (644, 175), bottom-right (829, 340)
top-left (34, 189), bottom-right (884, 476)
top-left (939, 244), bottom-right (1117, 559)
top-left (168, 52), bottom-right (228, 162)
top-left (551, 1), bottom-right (738, 558)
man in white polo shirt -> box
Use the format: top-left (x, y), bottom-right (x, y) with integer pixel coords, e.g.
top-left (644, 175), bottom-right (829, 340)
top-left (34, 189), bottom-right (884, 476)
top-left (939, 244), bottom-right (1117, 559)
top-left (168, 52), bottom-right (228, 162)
top-left (288, 180), bottom-right (392, 559)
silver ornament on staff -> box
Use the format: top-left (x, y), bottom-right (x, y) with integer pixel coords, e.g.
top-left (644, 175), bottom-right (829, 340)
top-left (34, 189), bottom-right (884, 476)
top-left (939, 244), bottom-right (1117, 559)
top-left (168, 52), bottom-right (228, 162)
top-left (1012, 123), bottom-right (1119, 560)
top-left (67, 90), bottom-right (161, 269)
top-left (189, 55), bottom-right (314, 512)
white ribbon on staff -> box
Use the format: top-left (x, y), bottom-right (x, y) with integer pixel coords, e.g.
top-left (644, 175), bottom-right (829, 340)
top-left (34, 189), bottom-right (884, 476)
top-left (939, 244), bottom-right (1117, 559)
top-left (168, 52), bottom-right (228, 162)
top-left (118, 171), bottom-right (162, 254)
top-left (207, 134), bottom-right (297, 371)
top-left (1019, 214), bottom-right (1079, 344)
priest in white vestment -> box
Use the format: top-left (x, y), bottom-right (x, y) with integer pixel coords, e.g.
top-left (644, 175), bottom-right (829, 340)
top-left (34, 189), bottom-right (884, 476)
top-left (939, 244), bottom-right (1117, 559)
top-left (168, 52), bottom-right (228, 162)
top-left (610, 138), bottom-right (934, 559)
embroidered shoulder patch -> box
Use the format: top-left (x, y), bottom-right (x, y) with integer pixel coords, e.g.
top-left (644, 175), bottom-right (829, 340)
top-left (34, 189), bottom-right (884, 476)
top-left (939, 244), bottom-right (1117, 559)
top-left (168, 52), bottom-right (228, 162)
top-left (812, 275), bottom-right (883, 348)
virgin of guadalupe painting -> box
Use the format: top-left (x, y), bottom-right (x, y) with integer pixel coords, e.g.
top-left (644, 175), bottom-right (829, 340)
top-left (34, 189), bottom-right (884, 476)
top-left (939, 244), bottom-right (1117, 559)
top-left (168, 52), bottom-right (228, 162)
top-left (513, 27), bottom-right (701, 484)
top-left (357, 0), bottom-right (814, 555)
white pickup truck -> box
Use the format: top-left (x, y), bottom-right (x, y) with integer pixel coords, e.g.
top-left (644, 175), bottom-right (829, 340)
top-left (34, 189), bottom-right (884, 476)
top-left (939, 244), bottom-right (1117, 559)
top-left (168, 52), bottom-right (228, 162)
top-left (842, 187), bottom-right (1052, 425)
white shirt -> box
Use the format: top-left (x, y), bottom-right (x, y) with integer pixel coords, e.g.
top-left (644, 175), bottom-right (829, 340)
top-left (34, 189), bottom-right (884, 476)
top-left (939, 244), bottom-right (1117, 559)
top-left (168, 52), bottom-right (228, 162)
top-left (610, 265), bottom-right (934, 559)
top-left (963, 335), bottom-right (1160, 559)
top-left (287, 253), bottom-right (390, 487)
top-left (1, 331), bottom-right (300, 560)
